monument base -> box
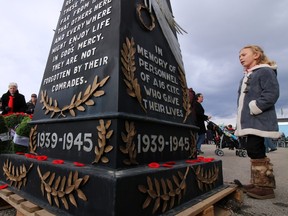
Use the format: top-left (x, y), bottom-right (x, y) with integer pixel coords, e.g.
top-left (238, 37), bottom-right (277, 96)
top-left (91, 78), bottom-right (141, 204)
top-left (0, 154), bottom-right (223, 216)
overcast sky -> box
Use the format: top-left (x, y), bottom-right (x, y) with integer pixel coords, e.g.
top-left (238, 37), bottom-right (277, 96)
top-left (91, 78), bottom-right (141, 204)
top-left (1, 0), bottom-right (287, 126)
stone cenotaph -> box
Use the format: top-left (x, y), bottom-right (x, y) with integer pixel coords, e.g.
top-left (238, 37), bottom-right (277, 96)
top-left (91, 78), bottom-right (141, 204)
top-left (0, 0), bottom-right (224, 215)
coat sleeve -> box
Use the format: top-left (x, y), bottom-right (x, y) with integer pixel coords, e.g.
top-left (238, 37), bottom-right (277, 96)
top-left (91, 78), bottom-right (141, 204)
top-left (19, 95), bottom-right (28, 113)
top-left (250, 69), bottom-right (279, 115)
top-left (195, 102), bottom-right (209, 122)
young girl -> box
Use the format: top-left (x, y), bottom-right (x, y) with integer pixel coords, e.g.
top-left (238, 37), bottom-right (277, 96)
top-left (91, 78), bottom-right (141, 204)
top-left (235, 45), bottom-right (281, 199)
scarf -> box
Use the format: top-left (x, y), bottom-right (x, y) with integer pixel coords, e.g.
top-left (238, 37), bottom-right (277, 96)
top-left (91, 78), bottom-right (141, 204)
top-left (8, 95), bottom-right (14, 113)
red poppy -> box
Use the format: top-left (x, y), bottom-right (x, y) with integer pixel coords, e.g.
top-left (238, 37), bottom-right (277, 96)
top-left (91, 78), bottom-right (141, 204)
top-left (52, 160), bottom-right (64, 164)
top-left (185, 160), bottom-right (198, 164)
top-left (36, 155), bottom-right (48, 161)
top-left (203, 158), bottom-right (215, 163)
top-left (162, 163), bottom-right (173, 168)
top-left (25, 153), bottom-right (37, 159)
top-left (0, 184), bottom-right (8, 190)
top-left (165, 161), bottom-right (176, 165)
top-left (73, 162), bottom-right (85, 167)
top-left (148, 162), bottom-right (160, 168)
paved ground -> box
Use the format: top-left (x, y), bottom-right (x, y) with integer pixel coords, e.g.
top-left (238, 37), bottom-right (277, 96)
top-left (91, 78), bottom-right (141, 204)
top-left (0, 209), bottom-right (15, 216)
top-left (201, 144), bottom-right (288, 216)
top-left (1, 145), bottom-right (287, 216)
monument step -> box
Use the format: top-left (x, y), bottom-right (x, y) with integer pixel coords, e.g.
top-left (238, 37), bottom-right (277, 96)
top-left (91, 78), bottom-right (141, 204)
top-left (0, 154), bottom-right (224, 216)
top-left (0, 185), bottom-right (242, 216)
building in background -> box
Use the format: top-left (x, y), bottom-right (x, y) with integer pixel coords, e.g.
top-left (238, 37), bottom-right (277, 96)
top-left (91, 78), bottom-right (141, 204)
top-left (275, 118), bottom-right (288, 148)
top-left (278, 118), bottom-right (288, 138)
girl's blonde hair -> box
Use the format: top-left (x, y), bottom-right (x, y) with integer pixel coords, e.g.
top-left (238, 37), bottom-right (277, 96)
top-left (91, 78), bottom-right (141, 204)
top-left (241, 45), bottom-right (276, 66)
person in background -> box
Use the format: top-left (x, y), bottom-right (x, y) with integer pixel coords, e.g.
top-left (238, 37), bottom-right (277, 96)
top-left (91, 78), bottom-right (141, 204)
top-left (264, 137), bottom-right (277, 153)
top-left (0, 99), bottom-right (3, 114)
top-left (26, 93), bottom-right (37, 114)
top-left (188, 87), bottom-right (197, 125)
top-left (1, 82), bottom-right (27, 115)
top-left (234, 45), bottom-right (280, 199)
top-left (194, 93), bottom-right (211, 154)
top-left (226, 124), bottom-right (235, 134)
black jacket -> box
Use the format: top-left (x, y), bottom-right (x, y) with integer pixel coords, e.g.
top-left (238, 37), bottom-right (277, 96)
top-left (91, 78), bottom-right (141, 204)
top-left (1, 90), bottom-right (27, 115)
top-left (194, 101), bottom-right (209, 134)
top-left (26, 101), bottom-right (36, 114)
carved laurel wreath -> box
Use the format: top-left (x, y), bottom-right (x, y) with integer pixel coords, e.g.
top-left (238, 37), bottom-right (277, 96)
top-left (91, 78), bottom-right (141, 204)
top-left (29, 125), bottom-right (38, 154)
top-left (193, 165), bottom-right (219, 191)
top-left (40, 75), bottom-right (110, 118)
top-left (138, 163), bottom-right (220, 214)
top-left (138, 167), bottom-right (189, 214)
top-left (178, 67), bottom-right (191, 123)
top-left (3, 159), bottom-right (33, 189)
top-left (120, 121), bottom-right (138, 165)
top-left (37, 166), bottom-right (89, 210)
top-left (93, 119), bottom-right (114, 164)
top-left (121, 37), bottom-right (147, 113)
top-left (189, 131), bottom-right (197, 158)
top-left (136, 3), bottom-right (156, 31)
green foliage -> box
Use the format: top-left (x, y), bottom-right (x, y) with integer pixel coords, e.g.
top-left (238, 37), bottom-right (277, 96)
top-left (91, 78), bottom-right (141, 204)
top-left (13, 144), bottom-right (28, 153)
top-left (0, 140), bottom-right (14, 154)
top-left (4, 113), bottom-right (29, 129)
top-left (15, 116), bottom-right (32, 137)
top-left (0, 115), bottom-right (9, 133)
top-left (1, 113), bottom-right (32, 153)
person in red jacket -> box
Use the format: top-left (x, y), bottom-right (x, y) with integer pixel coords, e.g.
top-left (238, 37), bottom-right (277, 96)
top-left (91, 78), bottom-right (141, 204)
top-left (1, 82), bottom-right (27, 115)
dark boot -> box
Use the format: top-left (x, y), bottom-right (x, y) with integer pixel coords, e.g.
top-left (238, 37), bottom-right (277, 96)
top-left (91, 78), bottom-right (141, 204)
top-left (242, 184), bottom-right (255, 193)
top-left (246, 157), bottom-right (276, 199)
top-left (246, 187), bottom-right (275, 199)
top-left (234, 179), bottom-right (255, 193)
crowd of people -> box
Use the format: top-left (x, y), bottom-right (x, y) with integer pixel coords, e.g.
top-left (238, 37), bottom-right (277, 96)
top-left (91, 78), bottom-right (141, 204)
top-left (0, 82), bottom-right (37, 115)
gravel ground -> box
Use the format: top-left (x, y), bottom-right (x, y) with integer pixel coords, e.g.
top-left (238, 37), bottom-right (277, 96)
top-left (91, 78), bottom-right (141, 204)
top-left (1, 145), bottom-right (287, 216)
top-left (201, 144), bottom-right (288, 216)
top-left (0, 208), bottom-right (16, 216)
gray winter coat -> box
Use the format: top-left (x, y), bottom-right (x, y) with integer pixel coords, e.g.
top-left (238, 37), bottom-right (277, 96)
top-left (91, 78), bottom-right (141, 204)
top-left (235, 64), bottom-right (281, 139)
